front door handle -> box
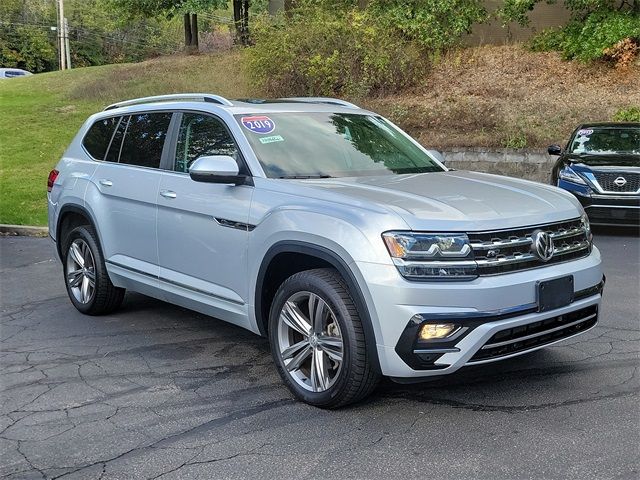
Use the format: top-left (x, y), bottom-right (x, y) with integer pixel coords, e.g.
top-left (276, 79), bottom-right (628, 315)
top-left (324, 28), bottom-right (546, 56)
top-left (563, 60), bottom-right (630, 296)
top-left (99, 179), bottom-right (113, 187)
top-left (160, 190), bottom-right (177, 199)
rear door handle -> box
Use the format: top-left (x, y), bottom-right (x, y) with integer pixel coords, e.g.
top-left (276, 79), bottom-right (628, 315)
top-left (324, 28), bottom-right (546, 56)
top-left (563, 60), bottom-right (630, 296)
top-left (99, 179), bottom-right (113, 187)
top-left (160, 190), bottom-right (177, 199)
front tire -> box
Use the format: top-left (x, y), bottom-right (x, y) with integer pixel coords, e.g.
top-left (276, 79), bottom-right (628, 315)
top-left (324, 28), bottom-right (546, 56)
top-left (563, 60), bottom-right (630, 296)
top-left (62, 225), bottom-right (125, 315)
top-left (268, 268), bottom-right (380, 408)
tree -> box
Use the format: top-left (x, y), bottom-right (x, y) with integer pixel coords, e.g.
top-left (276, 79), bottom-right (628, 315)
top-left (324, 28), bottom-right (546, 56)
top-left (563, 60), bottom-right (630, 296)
top-left (499, 0), bottom-right (639, 25)
top-left (111, 0), bottom-right (226, 52)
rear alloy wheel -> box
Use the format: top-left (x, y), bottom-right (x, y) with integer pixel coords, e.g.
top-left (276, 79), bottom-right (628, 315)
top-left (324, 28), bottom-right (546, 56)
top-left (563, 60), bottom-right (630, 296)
top-left (269, 268), bottom-right (379, 408)
top-left (66, 238), bottom-right (96, 305)
top-left (62, 225), bottom-right (125, 315)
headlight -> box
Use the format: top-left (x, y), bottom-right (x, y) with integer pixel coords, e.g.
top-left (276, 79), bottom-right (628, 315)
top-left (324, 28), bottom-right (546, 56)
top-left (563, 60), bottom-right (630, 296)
top-left (558, 165), bottom-right (586, 185)
top-left (382, 232), bottom-right (471, 259)
top-left (581, 212), bottom-right (593, 244)
top-left (382, 232), bottom-right (477, 280)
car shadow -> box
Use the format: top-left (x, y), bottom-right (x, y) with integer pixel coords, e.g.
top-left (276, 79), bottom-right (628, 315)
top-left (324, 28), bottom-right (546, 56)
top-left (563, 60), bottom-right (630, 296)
top-left (114, 292), bottom-right (590, 408)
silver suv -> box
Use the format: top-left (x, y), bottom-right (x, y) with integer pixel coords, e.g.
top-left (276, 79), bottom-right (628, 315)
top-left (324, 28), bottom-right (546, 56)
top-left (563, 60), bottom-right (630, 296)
top-left (48, 94), bottom-right (604, 407)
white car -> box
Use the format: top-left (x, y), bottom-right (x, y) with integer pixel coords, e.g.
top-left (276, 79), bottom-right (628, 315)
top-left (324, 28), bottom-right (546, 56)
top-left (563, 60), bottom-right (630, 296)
top-left (0, 68), bottom-right (33, 79)
top-left (47, 94), bottom-right (604, 408)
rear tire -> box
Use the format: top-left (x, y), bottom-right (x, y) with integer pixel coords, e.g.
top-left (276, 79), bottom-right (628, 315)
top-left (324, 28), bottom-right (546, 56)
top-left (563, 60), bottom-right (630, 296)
top-left (268, 268), bottom-right (380, 408)
top-left (61, 225), bottom-right (125, 315)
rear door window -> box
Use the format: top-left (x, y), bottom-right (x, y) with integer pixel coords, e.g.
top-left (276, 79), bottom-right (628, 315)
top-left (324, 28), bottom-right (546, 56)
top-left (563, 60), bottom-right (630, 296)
top-left (118, 112), bottom-right (173, 169)
top-left (83, 116), bottom-right (121, 160)
top-left (104, 117), bottom-right (128, 163)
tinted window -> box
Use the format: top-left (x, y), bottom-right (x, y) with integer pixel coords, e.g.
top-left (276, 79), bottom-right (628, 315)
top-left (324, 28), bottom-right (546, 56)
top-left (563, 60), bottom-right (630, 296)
top-left (119, 112), bottom-right (172, 168)
top-left (175, 113), bottom-right (239, 173)
top-left (83, 117), bottom-right (120, 160)
top-left (6, 70), bottom-right (26, 78)
top-left (104, 117), bottom-right (128, 163)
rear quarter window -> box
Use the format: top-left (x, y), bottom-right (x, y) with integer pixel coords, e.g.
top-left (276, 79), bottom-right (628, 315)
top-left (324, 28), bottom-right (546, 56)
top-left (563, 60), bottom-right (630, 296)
top-left (83, 117), bottom-right (120, 160)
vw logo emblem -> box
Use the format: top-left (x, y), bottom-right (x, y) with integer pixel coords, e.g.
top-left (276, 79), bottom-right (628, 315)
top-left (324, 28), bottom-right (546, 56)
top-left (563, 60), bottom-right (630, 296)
top-left (614, 176), bottom-right (627, 187)
top-left (531, 230), bottom-right (554, 262)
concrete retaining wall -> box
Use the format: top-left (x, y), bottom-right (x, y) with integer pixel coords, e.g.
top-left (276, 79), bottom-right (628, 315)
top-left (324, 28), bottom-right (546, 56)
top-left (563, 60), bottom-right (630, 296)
top-left (441, 148), bottom-right (555, 184)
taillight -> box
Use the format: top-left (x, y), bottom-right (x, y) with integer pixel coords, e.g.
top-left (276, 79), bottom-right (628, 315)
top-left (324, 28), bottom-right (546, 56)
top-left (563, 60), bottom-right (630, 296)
top-left (47, 169), bottom-right (59, 192)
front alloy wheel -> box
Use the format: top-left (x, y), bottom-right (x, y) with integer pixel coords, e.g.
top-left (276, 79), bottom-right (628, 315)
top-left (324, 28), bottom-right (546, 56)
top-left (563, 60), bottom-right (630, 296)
top-left (269, 268), bottom-right (380, 408)
top-left (277, 291), bottom-right (344, 392)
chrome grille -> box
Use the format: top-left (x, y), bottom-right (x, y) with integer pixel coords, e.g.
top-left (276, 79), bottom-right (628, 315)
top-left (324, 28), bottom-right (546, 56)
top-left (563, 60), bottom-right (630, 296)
top-left (592, 171), bottom-right (640, 193)
top-left (468, 218), bottom-right (591, 276)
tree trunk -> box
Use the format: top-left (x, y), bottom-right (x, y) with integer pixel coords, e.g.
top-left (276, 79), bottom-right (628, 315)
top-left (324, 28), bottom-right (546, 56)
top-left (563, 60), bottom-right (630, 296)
top-left (233, 0), bottom-right (242, 42)
top-left (233, 0), bottom-right (250, 46)
top-left (184, 13), bottom-right (192, 49)
top-left (192, 13), bottom-right (199, 50)
top-left (242, 0), bottom-right (249, 44)
top-left (184, 13), bottom-right (198, 54)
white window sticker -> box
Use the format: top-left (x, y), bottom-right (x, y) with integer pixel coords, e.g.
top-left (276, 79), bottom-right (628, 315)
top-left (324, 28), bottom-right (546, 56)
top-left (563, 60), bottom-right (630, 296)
top-left (259, 135), bottom-right (284, 144)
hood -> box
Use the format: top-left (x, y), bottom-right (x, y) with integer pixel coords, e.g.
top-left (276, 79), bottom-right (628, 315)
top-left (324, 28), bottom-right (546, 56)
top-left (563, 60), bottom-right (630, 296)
top-left (567, 153), bottom-right (640, 168)
top-left (301, 171), bottom-right (582, 231)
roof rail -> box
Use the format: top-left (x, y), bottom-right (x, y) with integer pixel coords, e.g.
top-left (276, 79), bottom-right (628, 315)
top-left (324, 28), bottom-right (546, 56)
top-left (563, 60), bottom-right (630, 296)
top-left (104, 93), bottom-right (234, 111)
top-left (279, 97), bottom-right (360, 109)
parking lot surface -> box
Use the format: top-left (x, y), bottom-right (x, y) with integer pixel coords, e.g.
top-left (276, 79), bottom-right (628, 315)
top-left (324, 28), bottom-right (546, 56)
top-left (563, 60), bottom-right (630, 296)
top-left (1, 230), bottom-right (638, 479)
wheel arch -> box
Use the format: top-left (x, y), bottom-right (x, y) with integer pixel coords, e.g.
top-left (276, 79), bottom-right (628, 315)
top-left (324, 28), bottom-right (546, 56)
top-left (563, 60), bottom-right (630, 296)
top-left (255, 241), bottom-right (381, 374)
top-left (55, 204), bottom-right (101, 260)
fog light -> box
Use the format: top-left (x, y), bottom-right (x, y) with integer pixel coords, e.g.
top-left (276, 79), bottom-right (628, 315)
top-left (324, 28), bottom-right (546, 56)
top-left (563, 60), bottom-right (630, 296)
top-left (419, 323), bottom-right (458, 340)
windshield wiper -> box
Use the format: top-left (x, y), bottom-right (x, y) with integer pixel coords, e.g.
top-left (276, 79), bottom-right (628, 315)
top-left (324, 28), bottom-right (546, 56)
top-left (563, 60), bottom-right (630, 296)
top-left (278, 175), bottom-right (334, 179)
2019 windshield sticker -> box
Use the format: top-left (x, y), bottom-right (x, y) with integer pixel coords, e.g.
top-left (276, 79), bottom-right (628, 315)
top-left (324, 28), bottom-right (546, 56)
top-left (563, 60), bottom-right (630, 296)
top-left (578, 129), bottom-right (593, 136)
top-left (259, 135), bottom-right (284, 144)
top-left (241, 116), bottom-right (275, 134)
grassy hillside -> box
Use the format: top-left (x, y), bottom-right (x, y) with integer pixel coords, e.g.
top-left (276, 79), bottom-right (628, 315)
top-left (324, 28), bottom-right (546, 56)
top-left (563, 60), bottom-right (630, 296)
top-left (1, 45), bottom-right (638, 226)
top-left (0, 52), bottom-right (249, 226)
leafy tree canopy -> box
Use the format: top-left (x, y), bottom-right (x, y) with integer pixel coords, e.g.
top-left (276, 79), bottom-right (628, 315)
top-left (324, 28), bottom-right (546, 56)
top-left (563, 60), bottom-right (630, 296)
top-left (499, 0), bottom-right (639, 25)
top-left (109, 0), bottom-right (228, 17)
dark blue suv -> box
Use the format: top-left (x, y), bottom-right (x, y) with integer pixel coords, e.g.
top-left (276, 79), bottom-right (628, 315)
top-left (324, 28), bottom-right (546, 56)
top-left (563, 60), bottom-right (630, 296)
top-left (549, 123), bottom-right (640, 226)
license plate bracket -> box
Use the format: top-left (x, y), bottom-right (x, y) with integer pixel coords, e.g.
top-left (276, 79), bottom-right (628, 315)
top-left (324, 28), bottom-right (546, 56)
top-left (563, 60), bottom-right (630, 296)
top-left (537, 275), bottom-right (574, 312)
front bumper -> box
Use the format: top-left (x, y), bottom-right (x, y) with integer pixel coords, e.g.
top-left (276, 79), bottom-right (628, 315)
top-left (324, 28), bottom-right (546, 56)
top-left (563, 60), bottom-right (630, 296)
top-left (558, 179), bottom-right (640, 226)
top-left (357, 247), bottom-right (603, 378)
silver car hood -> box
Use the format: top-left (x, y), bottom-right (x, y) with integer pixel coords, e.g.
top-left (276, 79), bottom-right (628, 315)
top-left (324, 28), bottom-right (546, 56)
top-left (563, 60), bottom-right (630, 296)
top-left (302, 171), bottom-right (582, 231)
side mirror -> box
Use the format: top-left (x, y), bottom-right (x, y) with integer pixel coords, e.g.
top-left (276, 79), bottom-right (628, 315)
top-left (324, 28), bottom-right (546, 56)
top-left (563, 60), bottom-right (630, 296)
top-left (189, 155), bottom-right (244, 184)
top-left (547, 145), bottom-right (562, 156)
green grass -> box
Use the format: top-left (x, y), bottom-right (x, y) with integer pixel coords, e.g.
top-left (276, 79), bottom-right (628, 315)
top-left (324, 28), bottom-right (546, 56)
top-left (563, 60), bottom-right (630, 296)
top-left (0, 52), bottom-right (250, 226)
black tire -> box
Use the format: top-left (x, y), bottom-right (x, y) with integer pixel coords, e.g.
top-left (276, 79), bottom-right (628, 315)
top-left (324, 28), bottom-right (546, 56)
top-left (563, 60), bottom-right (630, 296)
top-left (268, 268), bottom-right (380, 408)
top-left (61, 225), bottom-right (125, 315)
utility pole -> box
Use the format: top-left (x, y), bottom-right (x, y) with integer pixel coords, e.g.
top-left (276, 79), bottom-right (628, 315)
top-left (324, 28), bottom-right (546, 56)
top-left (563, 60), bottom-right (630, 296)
top-left (56, 0), bottom-right (68, 70)
top-left (64, 17), bottom-right (71, 69)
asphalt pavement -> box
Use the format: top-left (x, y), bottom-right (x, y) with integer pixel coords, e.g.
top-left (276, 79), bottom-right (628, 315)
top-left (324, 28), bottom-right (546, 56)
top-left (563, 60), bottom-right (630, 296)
top-left (1, 229), bottom-right (638, 479)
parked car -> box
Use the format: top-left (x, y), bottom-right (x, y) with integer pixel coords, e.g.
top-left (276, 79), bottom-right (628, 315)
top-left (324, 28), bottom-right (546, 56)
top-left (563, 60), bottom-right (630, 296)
top-left (549, 123), bottom-right (640, 226)
top-left (0, 68), bottom-right (33, 79)
top-left (48, 94), bottom-right (604, 407)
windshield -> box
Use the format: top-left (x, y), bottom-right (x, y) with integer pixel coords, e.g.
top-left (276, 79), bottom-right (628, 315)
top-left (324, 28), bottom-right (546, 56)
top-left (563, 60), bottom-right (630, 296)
top-left (569, 126), bottom-right (640, 155)
top-left (235, 112), bottom-right (444, 178)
